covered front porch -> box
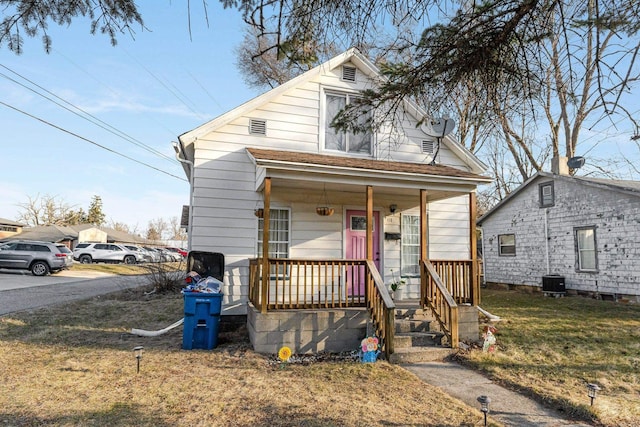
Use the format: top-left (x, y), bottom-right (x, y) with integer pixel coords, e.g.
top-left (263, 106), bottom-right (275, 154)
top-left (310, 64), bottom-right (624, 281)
top-left (245, 148), bottom-right (490, 358)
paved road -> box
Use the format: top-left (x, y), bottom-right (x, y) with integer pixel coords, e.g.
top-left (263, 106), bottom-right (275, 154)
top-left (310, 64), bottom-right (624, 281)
top-left (0, 270), bottom-right (151, 315)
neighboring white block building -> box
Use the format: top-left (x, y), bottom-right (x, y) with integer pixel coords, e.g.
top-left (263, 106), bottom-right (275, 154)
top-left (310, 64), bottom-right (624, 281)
top-left (478, 168), bottom-right (640, 301)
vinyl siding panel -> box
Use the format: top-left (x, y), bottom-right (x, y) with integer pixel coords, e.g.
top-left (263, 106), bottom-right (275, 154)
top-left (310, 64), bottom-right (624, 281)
top-left (187, 54), bottom-right (483, 314)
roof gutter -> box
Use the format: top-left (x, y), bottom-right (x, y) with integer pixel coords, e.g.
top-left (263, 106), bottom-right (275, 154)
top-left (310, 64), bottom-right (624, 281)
top-left (172, 141), bottom-right (194, 252)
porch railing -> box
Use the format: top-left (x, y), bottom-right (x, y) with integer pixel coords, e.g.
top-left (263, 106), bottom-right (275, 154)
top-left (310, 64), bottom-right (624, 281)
top-left (249, 258), bottom-right (395, 358)
top-left (429, 259), bottom-right (475, 304)
top-left (420, 259), bottom-right (459, 348)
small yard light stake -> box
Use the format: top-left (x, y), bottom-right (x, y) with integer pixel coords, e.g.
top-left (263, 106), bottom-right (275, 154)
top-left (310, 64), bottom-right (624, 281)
top-left (477, 395), bottom-right (491, 426)
top-left (134, 346), bottom-right (144, 374)
top-left (587, 383), bottom-right (601, 406)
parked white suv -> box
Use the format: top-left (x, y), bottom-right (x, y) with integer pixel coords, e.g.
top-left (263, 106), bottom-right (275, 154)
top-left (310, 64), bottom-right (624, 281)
top-left (73, 243), bottom-right (139, 264)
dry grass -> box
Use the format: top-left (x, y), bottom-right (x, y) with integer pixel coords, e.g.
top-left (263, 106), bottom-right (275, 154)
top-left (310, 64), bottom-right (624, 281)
top-left (459, 289), bottom-right (640, 427)
top-left (71, 261), bottom-right (185, 276)
top-left (0, 287), bottom-right (482, 427)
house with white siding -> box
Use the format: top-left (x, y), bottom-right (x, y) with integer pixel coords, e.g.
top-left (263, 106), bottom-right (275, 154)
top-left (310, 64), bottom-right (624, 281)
top-left (477, 162), bottom-right (640, 302)
top-left (175, 48), bottom-right (492, 356)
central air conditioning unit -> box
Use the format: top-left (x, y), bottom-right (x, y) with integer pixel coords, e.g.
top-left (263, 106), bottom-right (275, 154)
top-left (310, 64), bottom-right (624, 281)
top-left (542, 275), bottom-right (565, 293)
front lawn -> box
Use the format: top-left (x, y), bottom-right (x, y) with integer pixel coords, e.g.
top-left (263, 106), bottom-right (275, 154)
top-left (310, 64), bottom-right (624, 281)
top-left (460, 289), bottom-right (640, 426)
top-left (0, 286), bottom-right (482, 427)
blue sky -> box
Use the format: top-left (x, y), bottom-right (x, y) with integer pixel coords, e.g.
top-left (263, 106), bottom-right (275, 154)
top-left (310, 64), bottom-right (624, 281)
top-left (2, 3), bottom-right (639, 231)
top-left (0, 3), bottom-right (257, 231)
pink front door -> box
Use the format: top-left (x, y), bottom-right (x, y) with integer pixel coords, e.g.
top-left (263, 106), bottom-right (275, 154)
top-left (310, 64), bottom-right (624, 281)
top-left (345, 210), bottom-right (380, 296)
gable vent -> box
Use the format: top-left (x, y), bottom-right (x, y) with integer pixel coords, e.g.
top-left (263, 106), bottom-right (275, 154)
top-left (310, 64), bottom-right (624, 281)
top-left (422, 140), bottom-right (435, 154)
top-left (342, 65), bottom-right (357, 82)
top-left (249, 119), bottom-right (266, 135)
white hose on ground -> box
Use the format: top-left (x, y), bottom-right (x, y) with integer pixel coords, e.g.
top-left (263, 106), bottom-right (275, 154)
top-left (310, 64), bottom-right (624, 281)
top-left (477, 306), bottom-right (502, 321)
top-left (131, 318), bottom-right (184, 337)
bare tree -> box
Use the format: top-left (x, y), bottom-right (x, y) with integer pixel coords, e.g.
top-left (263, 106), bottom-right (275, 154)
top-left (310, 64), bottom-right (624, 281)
top-left (168, 216), bottom-right (188, 241)
top-left (108, 220), bottom-right (131, 234)
top-left (146, 217), bottom-right (168, 242)
top-left (16, 194), bottom-right (82, 226)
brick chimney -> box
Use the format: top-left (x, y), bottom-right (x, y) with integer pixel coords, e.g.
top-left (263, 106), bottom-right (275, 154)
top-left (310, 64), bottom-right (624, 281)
top-left (551, 156), bottom-right (569, 175)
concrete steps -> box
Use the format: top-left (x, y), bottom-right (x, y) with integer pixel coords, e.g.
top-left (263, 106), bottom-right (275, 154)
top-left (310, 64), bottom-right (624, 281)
top-left (389, 300), bottom-right (454, 364)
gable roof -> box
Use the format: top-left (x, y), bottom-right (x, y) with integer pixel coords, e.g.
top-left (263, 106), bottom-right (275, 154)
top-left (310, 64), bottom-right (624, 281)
top-left (477, 172), bottom-right (640, 225)
top-left (1, 225), bottom-right (77, 243)
top-left (177, 48), bottom-right (487, 174)
top-left (0, 218), bottom-right (25, 227)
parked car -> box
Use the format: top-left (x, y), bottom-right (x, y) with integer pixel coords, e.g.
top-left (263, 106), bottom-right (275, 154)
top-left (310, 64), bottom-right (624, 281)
top-left (123, 245), bottom-right (152, 263)
top-left (0, 240), bottom-right (70, 276)
top-left (72, 243), bottom-right (139, 264)
top-left (141, 246), bottom-right (162, 263)
top-left (55, 244), bottom-right (74, 269)
top-left (165, 247), bottom-right (187, 257)
top-left (159, 248), bottom-right (182, 262)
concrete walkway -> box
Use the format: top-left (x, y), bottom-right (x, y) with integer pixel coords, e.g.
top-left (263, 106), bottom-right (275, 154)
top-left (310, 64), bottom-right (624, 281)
top-left (402, 361), bottom-right (593, 427)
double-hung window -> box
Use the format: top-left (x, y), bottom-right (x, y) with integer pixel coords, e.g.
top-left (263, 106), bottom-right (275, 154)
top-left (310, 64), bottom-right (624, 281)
top-left (257, 208), bottom-right (290, 258)
top-left (539, 182), bottom-right (554, 207)
top-left (401, 215), bottom-right (420, 276)
top-left (498, 234), bottom-right (516, 256)
top-left (324, 92), bottom-right (372, 154)
top-left (575, 226), bottom-right (597, 271)
top-left (257, 208), bottom-right (291, 277)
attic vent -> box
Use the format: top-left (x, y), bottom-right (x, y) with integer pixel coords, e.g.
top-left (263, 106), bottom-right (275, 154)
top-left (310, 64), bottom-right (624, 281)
top-left (249, 119), bottom-right (266, 135)
top-left (342, 65), bottom-right (357, 82)
top-left (422, 140), bottom-right (435, 154)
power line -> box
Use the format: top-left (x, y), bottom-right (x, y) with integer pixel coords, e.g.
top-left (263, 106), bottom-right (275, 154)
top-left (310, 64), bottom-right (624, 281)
top-left (0, 100), bottom-right (188, 183)
top-left (120, 46), bottom-right (210, 122)
top-left (53, 48), bottom-right (184, 140)
top-left (0, 63), bottom-right (178, 165)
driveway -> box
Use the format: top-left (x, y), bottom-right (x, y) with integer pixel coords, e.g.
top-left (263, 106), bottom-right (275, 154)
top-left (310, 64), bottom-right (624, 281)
top-left (0, 269), bottom-right (152, 315)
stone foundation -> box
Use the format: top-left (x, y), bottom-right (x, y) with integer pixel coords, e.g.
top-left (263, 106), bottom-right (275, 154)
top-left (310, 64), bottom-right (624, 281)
top-left (457, 304), bottom-right (480, 342)
top-left (247, 303), bottom-right (369, 354)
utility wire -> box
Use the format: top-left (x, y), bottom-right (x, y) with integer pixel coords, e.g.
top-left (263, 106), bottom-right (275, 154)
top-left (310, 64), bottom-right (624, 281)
top-left (0, 100), bottom-right (188, 182)
top-left (0, 63), bottom-right (177, 164)
top-left (53, 48), bottom-right (183, 139)
top-left (120, 46), bottom-right (209, 121)
top-left (188, 70), bottom-right (225, 113)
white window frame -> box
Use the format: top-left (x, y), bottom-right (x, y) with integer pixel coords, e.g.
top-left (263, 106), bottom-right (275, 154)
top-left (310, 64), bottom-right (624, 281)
top-left (498, 234), bottom-right (516, 256)
top-left (539, 182), bottom-right (554, 207)
top-left (321, 89), bottom-right (373, 156)
top-left (257, 208), bottom-right (291, 259)
top-left (575, 226), bottom-right (598, 272)
top-left (401, 214), bottom-right (421, 276)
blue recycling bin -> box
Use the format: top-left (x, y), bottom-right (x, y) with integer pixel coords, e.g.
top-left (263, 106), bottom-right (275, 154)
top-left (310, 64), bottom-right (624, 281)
top-left (182, 292), bottom-right (223, 350)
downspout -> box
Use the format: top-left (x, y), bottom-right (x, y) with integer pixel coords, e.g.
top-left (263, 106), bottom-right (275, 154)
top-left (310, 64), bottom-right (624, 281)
top-left (173, 140), bottom-right (194, 252)
top-left (544, 207), bottom-right (550, 274)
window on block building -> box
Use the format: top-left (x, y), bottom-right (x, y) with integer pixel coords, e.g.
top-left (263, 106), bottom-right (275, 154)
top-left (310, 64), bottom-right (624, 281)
top-left (575, 226), bottom-right (597, 271)
top-left (539, 182), bottom-right (555, 207)
top-left (498, 234), bottom-right (516, 256)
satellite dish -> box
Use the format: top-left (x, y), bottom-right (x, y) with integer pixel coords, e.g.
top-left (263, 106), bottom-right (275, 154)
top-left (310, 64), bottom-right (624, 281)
top-left (425, 117), bottom-right (456, 138)
top-left (567, 156), bottom-right (586, 169)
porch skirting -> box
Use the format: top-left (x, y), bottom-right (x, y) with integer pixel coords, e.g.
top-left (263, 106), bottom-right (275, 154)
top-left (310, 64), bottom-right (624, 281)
top-left (247, 303), bottom-right (369, 354)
